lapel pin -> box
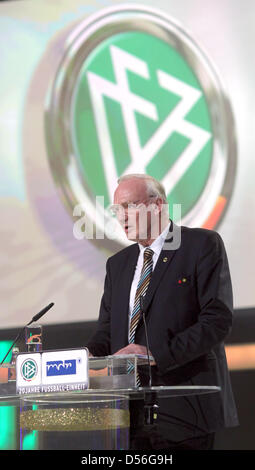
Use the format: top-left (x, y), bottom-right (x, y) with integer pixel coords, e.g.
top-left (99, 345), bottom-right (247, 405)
top-left (163, 257), bottom-right (168, 262)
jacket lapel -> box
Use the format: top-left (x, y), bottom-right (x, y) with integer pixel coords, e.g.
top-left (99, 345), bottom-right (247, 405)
top-left (141, 222), bottom-right (180, 315)
top-left (142, 249), bottom-right (177, 314)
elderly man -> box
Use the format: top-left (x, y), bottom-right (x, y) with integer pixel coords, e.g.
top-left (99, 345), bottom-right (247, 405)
top-left (87, 174), bottom-right (238, 450)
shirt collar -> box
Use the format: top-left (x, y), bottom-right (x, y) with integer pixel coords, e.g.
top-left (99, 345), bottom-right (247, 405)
top-left (138, 222), bottom-right (171, 256)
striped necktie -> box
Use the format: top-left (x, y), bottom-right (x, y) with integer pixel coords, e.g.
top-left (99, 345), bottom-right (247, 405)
top-left (129, 248), bottom-right (154, 343)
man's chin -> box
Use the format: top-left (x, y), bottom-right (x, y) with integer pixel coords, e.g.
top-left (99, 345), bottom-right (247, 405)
top-left (123, 227), bottom-right (137, 241)
top-left (124, 228), bottom-right (148, 242)
top-left (125, 230), bottom-right (136, 241)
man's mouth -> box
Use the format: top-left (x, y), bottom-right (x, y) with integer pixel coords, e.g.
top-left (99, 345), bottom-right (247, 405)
top-left (124, 224), bottom-right (134, 233)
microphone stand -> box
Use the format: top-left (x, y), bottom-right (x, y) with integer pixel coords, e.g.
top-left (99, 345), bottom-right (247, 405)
top-left (139, 296), bottom-right (159, 425)
top-left (0, 302), bottom-right (54, 365)
top-left (0, 328), bottom-right (26, 365)
top-left (142, 310), bottom-right (152, 388)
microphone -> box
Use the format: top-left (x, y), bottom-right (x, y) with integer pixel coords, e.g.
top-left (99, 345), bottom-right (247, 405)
top-left (139, 295), bottom-right (152, 387)
top-left (26, 302), bottom-right (54, 326)
top-left (139, 296), bottom-right (159, 425)
top-left (0, 302), bottom-right (54, 365)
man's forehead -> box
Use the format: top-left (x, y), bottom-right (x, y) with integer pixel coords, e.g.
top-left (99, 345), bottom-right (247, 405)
top-left (114, 179), bottom-right (147, 202)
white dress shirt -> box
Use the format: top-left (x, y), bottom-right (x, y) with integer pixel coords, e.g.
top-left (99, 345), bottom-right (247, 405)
top-left (129, 222), bottom-right (170, 322)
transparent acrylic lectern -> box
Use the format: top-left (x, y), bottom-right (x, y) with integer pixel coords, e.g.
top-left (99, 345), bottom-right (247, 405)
top-left (0, 355), bottom-right (220, 450)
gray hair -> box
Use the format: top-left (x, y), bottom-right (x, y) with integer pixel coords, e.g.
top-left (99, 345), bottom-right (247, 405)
top-left (117, 173), bottom-right (167, 202)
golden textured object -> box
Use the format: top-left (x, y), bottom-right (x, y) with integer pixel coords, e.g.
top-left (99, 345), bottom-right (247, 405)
top-left (20, 407), bottom-right (130, 432)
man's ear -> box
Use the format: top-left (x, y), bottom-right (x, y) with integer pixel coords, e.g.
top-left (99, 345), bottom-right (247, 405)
top-left (154, 197), bottom-right (164, 214)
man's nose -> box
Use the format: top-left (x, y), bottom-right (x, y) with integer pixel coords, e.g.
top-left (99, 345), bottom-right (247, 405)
top-left (116, 206), bottom-right (127, 222)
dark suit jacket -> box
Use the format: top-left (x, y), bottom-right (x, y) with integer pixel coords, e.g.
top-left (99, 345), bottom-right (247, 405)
top-left (88, 225), bottom-right (239, 439)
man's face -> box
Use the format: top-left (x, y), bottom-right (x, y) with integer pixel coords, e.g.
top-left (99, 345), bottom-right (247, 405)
top-left (113, 179), bottom-right (158, 241)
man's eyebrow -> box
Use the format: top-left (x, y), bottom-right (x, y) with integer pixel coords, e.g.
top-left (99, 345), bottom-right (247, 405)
top-left (117, 200), bottom-right (140, 205)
